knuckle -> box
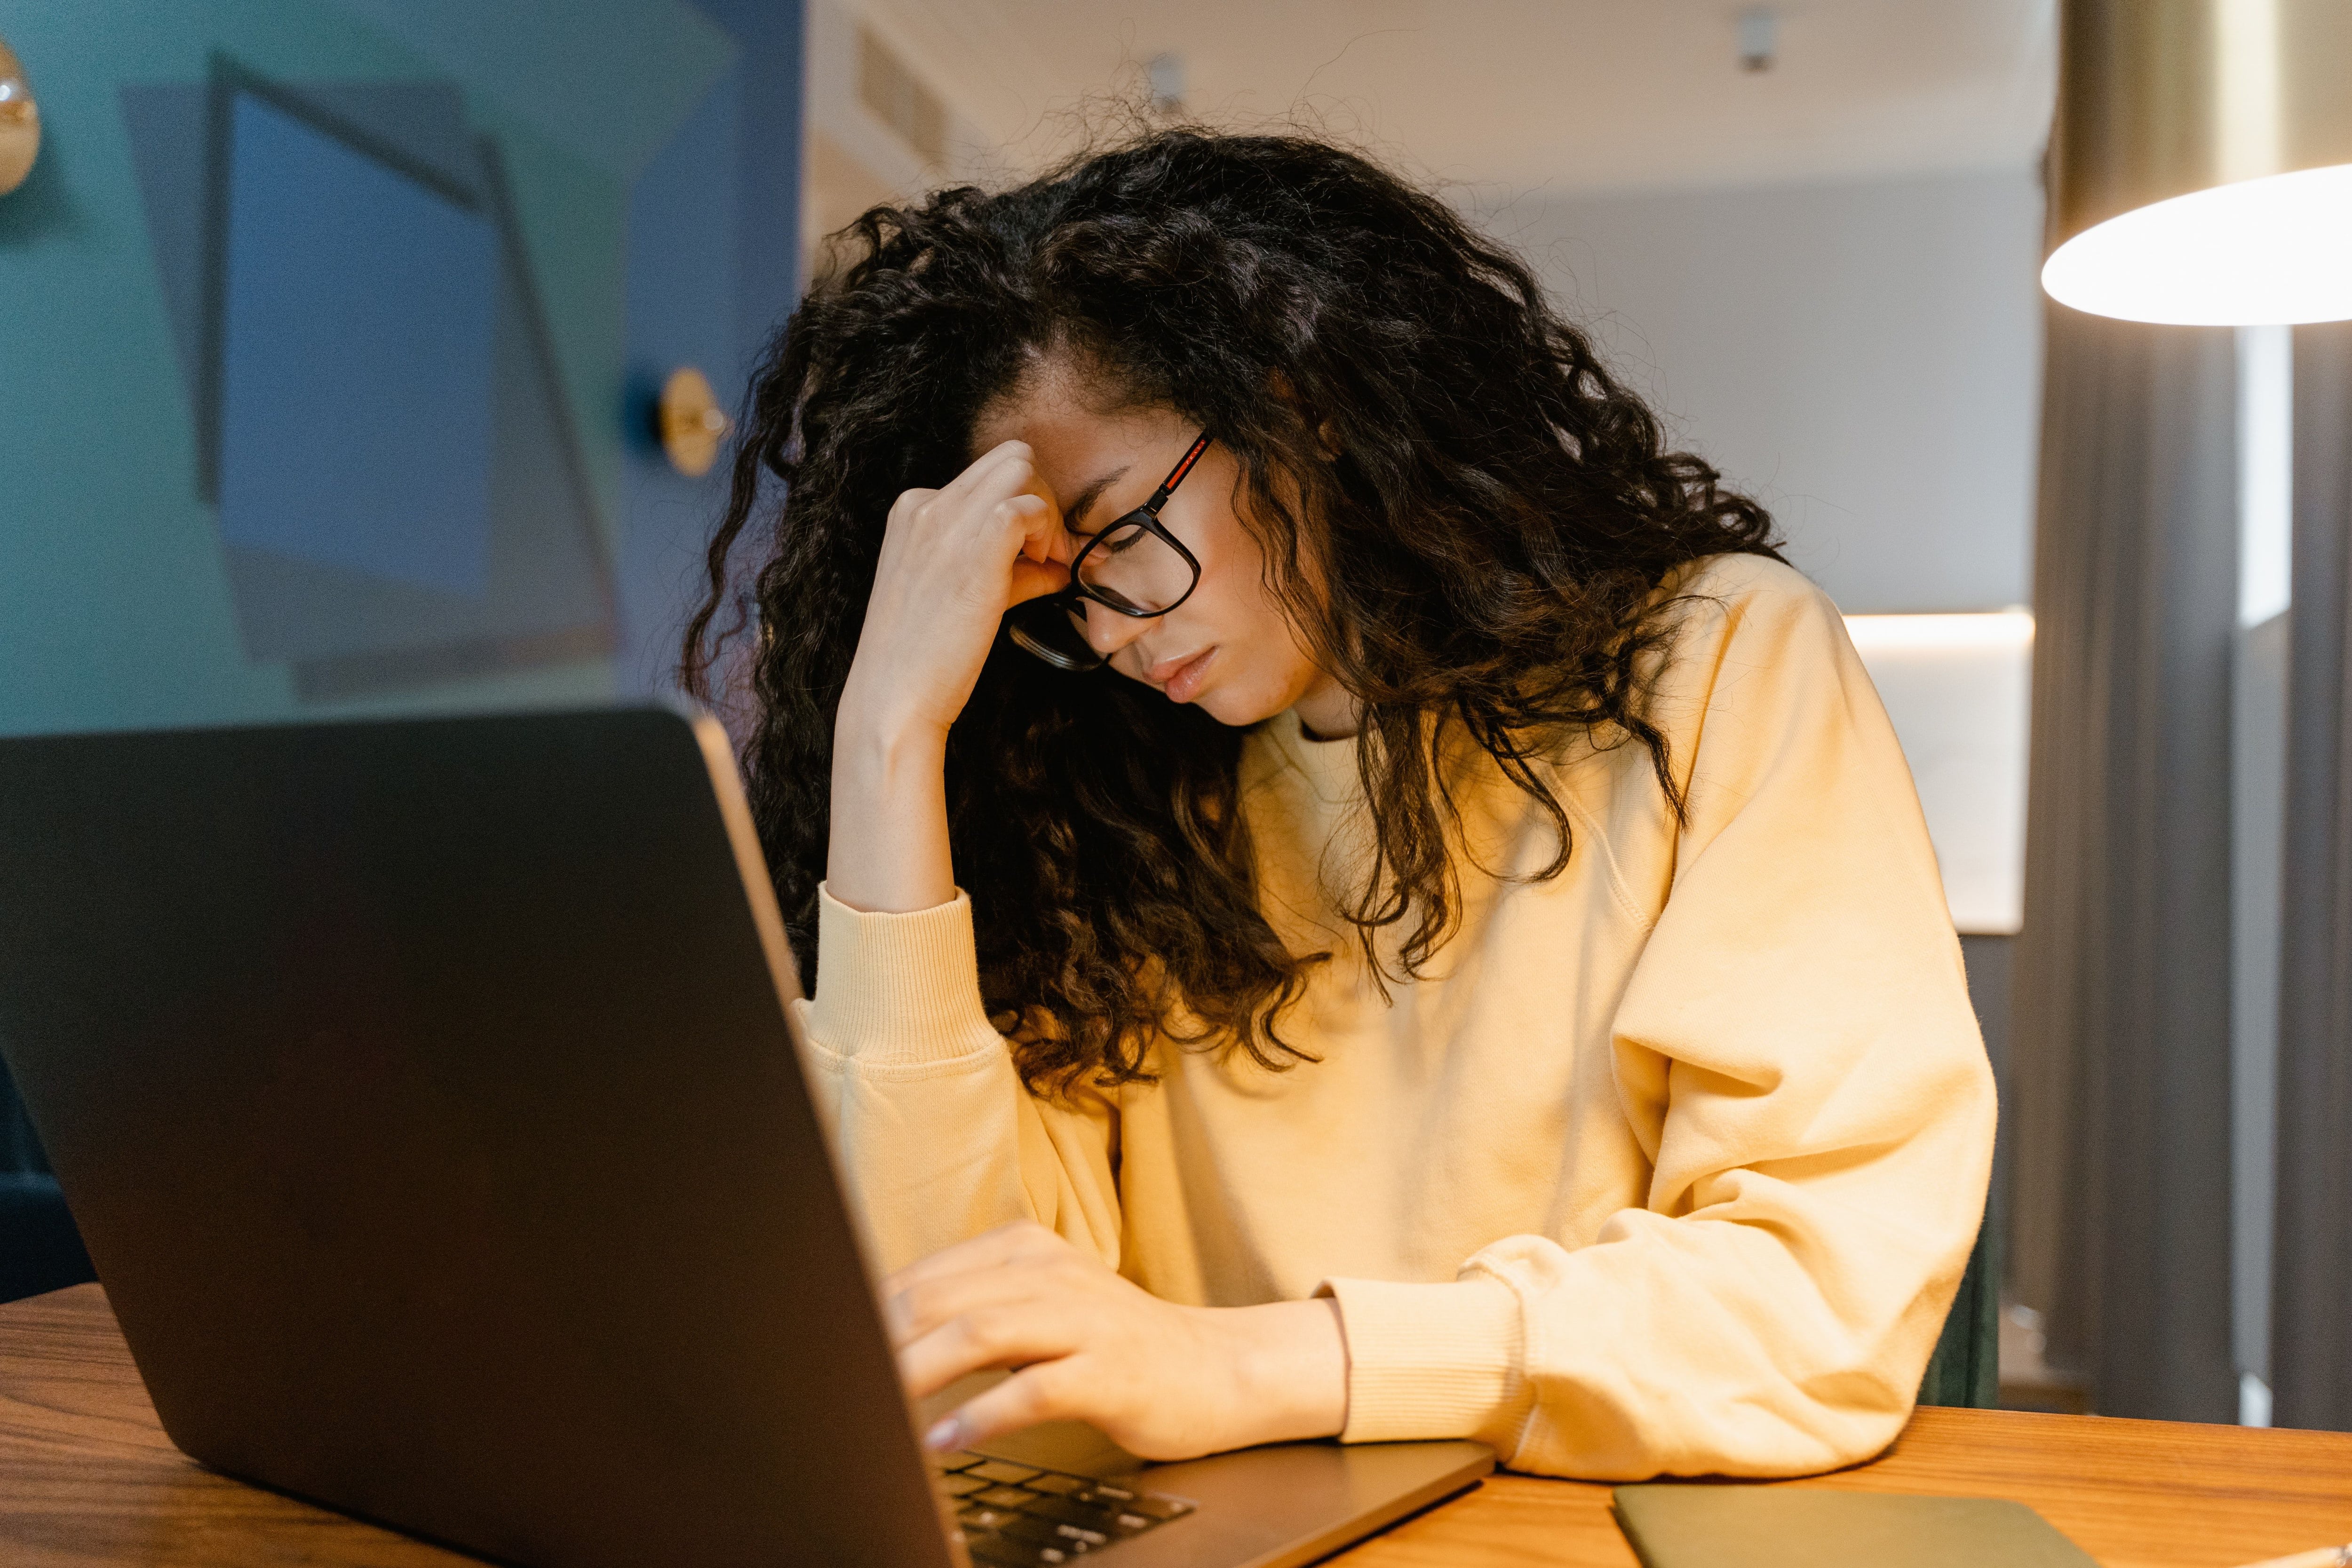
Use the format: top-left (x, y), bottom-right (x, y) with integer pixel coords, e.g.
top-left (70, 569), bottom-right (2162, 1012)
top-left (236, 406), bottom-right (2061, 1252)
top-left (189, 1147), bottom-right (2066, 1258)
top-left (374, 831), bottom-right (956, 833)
top-left (895, 1280), bottom-right (941, 1331)
top-left (952, 1308), bottom-right (1007, 1355)
top-left (993, 1366), bottom-right (1072, 1429)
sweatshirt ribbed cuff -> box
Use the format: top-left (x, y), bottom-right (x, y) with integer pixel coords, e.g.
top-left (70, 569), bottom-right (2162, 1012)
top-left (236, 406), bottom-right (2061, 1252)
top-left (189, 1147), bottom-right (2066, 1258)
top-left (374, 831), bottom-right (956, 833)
top-left (1320, 1274), bottom-right (1524, 1444)
top-left (805, 883), bottom-right (1001, 1064)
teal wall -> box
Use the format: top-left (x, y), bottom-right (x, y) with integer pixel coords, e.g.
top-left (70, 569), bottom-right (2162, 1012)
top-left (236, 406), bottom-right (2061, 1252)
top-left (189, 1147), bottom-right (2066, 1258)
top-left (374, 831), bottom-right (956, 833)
top-left (0, 0), bottom-right (777, 735)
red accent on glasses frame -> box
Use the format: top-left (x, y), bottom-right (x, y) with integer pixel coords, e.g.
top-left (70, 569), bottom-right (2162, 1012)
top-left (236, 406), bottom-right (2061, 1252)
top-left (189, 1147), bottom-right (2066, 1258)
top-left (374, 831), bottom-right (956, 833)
top-left (1149, 433), bottom-right (1213, 508)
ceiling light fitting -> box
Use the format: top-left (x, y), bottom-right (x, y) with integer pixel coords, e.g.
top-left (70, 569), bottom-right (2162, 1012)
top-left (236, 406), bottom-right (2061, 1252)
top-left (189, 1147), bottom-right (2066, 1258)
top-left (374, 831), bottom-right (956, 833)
top-left (2043, 0), bottom-right (2352, 325)
top-left (1147, 52), bottom-right (1185, 117)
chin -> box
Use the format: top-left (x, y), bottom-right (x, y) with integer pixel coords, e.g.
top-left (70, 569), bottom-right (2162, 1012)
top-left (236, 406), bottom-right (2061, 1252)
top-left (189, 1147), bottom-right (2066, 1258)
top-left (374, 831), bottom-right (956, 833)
top-left (1197, 688), bottom-right (1284, 728)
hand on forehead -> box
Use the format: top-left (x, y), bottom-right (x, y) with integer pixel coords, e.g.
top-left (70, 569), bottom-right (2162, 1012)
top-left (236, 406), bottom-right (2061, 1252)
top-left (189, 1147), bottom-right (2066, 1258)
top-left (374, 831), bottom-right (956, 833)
top-left (970, 362), bottom-right (1192, 534)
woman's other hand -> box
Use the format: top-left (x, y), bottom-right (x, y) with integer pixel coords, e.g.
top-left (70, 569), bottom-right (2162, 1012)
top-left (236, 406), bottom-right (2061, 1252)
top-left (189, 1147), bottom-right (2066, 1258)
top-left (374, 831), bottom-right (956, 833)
top-left (885, 1221), bottom-right (1350, 1462)
top-left (846, 440), bottom-right (1073, 743)
top-left (827, 443), bottom-right (1070, 913)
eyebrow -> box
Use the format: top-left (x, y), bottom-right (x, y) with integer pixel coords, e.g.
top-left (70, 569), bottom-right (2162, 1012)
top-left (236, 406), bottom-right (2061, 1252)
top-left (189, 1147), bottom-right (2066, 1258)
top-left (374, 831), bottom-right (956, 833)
top-left (1061, 465), bottom-right (1131, 536)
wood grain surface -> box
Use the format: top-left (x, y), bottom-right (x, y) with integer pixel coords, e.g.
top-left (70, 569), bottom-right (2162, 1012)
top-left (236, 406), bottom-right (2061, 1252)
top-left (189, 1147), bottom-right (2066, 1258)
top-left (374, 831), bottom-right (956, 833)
top-left (1343, 1406), bottom-right (2352, 1568)
top-left (0, 1284), bottom-right (471, 1566)
top-left (4, 1283), bottom-right (2348, 1567)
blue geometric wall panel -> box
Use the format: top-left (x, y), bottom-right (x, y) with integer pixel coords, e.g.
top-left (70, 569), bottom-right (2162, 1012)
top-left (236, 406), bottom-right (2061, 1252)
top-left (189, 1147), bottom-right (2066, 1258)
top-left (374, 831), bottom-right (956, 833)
top-left (219, 90), bottom-right (497, 598)
top-left (122, 65), bottom-right (615, 700)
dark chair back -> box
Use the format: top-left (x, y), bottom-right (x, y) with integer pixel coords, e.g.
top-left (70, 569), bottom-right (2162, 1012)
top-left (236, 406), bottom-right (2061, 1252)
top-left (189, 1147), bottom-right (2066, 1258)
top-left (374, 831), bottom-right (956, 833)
top-left (0, 1056), bottom-right (95, 1304)
top-left (1916, 1218), bottom-right (1999, 1407)
top-left (0, 1172), bottom-right (95, 1305)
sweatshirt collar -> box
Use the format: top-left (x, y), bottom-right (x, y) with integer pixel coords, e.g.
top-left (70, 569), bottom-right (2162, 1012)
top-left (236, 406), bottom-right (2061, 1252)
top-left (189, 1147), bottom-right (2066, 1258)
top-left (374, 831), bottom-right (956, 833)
top-left (1266, 707), bottom-right (1362, 807)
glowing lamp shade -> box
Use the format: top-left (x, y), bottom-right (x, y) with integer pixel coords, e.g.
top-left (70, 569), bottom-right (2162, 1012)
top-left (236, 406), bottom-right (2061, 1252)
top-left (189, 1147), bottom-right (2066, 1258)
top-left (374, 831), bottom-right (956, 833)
top-left (2043, 163), bottom-right (2352, 326)
top-left (2046, 0), bottom-right (2352, 326)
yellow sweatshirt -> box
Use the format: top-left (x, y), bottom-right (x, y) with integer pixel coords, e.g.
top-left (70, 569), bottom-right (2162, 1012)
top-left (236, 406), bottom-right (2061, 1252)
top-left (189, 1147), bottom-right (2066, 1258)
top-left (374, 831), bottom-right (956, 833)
top-left (792, 553), bottom-right (1997, 1481)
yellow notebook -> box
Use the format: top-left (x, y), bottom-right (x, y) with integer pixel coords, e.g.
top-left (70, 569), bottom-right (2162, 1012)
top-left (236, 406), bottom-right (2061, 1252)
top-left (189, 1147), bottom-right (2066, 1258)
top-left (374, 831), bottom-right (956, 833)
top-left (1612, 1485), bottom-right (2099, 1567)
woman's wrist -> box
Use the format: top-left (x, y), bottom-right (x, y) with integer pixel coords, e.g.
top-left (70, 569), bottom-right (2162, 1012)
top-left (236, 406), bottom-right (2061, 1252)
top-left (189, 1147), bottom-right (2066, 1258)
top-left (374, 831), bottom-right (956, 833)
top-left (833, 706), bottom-right (948, 784)
top-left (1208, 1298), bottom-right (1350, 1448)
top-left (826, 683), bottom-right (957, 914)
top-left (835, 661), bottom-right (954, 759)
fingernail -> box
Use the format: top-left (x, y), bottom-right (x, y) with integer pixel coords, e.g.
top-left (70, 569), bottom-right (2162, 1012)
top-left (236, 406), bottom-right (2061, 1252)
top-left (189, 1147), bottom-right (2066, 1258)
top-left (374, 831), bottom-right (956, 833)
top-left (924, 1416), bottom-right (962, 1453)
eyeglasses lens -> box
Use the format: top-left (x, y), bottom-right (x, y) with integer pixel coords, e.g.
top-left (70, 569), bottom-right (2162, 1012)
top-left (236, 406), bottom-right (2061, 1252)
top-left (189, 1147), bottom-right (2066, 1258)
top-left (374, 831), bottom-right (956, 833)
top-left (1075, 520), bottom-right (1195, 616)
top-left (1005, 598), bottom-right (1098, 670)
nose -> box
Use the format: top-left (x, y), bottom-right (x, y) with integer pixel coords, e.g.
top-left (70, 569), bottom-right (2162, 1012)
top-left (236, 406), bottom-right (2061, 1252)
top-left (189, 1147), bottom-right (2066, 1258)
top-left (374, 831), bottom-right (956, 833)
top-left (1082, 601), bottom-right (1155, 663)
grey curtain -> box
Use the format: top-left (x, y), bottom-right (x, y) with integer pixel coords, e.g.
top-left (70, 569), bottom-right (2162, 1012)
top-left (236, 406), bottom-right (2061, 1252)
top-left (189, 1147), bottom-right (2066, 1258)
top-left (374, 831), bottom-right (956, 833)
top-left (2273, 320), bottom-right (2352, 1431)
top-left (2008, 301), bottom-right (2239, 1422)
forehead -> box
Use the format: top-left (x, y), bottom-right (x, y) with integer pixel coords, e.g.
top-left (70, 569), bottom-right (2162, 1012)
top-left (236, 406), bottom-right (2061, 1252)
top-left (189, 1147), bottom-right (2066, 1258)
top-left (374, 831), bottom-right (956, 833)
top-left (969, 361), bottom-right (1187, 490)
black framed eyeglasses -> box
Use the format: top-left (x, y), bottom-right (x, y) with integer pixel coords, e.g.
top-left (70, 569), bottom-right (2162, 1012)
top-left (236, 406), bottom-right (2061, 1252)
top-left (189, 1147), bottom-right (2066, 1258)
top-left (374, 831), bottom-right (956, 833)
top-left (1004, 434), bottom-right (1214, 671)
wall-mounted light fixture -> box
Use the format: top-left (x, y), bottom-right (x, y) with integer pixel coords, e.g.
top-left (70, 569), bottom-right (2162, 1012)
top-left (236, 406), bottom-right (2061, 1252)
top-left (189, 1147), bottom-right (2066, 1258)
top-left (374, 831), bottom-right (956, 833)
top-left (658, 367), bottom-right (731, 479)
top-left (0, 35), bottom-right (39, 198)
top-left (2043, 0), bottom-right (2352, 325)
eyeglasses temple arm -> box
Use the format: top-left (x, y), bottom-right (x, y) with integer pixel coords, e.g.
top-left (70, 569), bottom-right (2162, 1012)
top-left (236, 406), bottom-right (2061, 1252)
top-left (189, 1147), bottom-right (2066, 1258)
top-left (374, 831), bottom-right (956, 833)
top-left (1144, 434), bottom-right (1214, 510)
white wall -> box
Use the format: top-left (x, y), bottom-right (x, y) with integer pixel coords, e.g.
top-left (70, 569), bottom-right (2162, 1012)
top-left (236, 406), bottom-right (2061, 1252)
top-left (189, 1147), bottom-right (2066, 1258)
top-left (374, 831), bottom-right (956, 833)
top-left (1482, 167), bottom-right (2046, 613)
top-left (802, 0), bottom-right (1009, 279)
top-left (1847, 613), bottom-right (2033, 935)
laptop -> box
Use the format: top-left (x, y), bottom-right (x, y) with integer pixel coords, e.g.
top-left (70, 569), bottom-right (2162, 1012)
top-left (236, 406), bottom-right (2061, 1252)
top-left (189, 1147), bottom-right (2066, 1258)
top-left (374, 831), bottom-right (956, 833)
top-left (0, 705), bottom-right (1491, 1568)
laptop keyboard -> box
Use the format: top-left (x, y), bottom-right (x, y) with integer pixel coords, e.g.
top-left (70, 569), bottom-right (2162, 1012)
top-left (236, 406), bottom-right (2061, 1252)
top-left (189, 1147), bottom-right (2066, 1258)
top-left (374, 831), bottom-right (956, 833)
top-left (934, 1450), bottom-right (1193, 1564)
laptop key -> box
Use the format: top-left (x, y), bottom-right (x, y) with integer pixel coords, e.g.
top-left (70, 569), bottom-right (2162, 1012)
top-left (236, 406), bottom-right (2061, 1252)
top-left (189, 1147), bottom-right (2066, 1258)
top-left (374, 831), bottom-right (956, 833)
top-left (1020, 1495), bottom-right (1123, 1530)
top-left (994, 1514), bottom-right (1071, 1547)
top-left (1008, 1513), bottom-right (1108, 1548)
top-left (963, 1533), bottom-right (1052, 1566)
top-left (959, 1505), bottom-right (1025, 1532)
top-left (1077, 1486), bottom-right (1152, 1523)
top-left (967, 1459), bottom-right (1044, 1485)
top-left (934, 1451), bottom-right (991, 1472)
top-left (952, 1462), bottom-right (1189, 1553)
top-left (1125, 1493), bottom-right (1193, 1520)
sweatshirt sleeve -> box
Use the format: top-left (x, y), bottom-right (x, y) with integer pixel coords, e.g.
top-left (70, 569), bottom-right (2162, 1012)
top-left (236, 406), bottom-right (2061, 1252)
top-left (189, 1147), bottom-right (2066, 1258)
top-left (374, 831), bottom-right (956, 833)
top-left (791, 886), bottom-right (1122, 1278)
top-left (1321, 561), bottom-right (1998, 1479)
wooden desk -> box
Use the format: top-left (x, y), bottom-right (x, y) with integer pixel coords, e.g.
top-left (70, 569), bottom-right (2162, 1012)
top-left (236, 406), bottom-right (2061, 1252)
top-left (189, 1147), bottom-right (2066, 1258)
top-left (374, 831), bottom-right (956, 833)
top-left (4, 1284), bottom-right (2348, 1567)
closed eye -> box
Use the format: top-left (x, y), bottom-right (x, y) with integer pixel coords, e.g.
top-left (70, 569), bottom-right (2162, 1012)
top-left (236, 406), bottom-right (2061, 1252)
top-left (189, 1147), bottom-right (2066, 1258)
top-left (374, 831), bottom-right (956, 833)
top-left (1061, 466), bottom-right (1131, 537)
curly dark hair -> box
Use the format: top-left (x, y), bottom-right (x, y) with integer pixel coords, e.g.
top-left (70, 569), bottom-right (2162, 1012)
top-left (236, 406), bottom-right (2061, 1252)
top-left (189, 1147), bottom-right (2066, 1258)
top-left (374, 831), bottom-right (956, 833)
top-left (683, 127), bottom-right (1779, 1092)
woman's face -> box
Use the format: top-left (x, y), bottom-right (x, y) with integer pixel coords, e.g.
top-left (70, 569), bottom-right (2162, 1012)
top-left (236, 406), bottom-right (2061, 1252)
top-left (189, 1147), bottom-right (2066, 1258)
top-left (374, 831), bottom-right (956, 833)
top-left (971, 370), bottom-right (1352, 735)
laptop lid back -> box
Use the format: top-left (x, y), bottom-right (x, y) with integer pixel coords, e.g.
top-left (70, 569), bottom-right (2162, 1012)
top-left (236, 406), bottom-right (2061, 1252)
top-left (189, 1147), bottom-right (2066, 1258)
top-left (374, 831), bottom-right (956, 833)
top-left (0, 706), bottom-right (954, 1568)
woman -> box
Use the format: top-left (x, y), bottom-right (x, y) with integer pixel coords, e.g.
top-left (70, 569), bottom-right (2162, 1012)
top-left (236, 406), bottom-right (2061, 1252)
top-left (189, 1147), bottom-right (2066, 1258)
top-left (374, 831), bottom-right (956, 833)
top-left (683, 129), bottom-right (1994, 1481)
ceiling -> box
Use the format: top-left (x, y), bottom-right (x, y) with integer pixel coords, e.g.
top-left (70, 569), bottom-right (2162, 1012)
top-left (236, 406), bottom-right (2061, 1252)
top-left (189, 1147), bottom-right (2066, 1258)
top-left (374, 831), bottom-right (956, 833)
top-left (858, 0), bottom-right (2058, 199)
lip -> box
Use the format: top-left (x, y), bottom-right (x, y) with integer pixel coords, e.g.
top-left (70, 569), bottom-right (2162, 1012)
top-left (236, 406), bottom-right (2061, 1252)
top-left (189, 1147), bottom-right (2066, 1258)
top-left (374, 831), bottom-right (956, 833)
top-left (1148, 647), bottom-right (1217, 704)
